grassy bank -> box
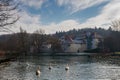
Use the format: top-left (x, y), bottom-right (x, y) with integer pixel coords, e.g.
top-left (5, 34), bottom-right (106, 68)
top-left (0, 51), bottom-right (18, 64)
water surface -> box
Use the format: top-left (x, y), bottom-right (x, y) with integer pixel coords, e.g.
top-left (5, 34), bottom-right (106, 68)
top-left (0, 55), bottom-right (120, 80)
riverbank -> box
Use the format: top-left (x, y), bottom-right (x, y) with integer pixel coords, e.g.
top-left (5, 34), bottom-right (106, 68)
top-left (0, 51), bottom-right (18, 64)
top-left (0, 52), bottom-right (120, 64)
top-left (28, 52), bottom-right (118, 56)
top-left (114, 52), bottom-right (120, 55)
top-left (0, 58), bottom-right (15, 64)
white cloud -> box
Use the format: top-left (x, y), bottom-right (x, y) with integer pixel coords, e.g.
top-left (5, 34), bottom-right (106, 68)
top-left (19, 12), bottom-right (41, 25)
top-left (81, 0), bottom-right (120, 29)
top-left (43, 20), bottom-right (80, 34)
top-left (13, 13), bottom-right (81, 34)
top-left (8, 0), bottom-right (120, 35)
top-left (11, 9), bottom-right (81, 34)
top-left (12, 11), bottom-right (43, 33)
top-left (48, 0), bottom-right (120, 33)
top-left (21, 0), bottom-right (46, 9)
top-left (56, 0), bottom-right (109, 14)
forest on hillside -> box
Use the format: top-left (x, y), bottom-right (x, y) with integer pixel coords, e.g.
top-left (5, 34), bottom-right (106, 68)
top-left (0, 27), bottom-right (120, 54)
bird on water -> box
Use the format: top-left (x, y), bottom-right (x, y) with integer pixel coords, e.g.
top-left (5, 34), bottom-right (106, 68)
top-left (36, 66), bottom-right (41, 76)
top-left (49, 63), bottom-right (52, 70)
top-left (65, 64), bottom-right (69, 71)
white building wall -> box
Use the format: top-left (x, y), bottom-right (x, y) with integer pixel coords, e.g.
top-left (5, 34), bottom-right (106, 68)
top-left (92, 39), bottom-right (99, 49)
top-left (65, 43), bottom-right (86, 53)
top-left (80, 44), bottom-right (87, 52)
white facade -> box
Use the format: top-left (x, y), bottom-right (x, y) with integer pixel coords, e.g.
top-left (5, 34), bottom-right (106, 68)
top-left (61, 32), bottom-right (102, 53)
top-left (65, 43), bottom-right (86, 53)
top-left (92, 38), bottom-right (99, 49)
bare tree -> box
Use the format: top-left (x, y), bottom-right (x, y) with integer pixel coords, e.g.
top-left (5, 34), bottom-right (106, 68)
top-left (34, 29), bottom-right (45, 34)
top-left (17, 27), bottom-right (29, 53)
top-left (47, 36), bottom-right (62, 53)
top-left (111, 19), bottom-right (120, 31)
top-left (32, 29), bottom-right (45, 52)
top-left (0, 0), bottom-right (19, 32)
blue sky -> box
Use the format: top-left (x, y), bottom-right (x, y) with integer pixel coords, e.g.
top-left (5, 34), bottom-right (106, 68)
top-left (25, 0), bottom-right (109, 24)
top-left (4, 0), bottom-right (120, 34)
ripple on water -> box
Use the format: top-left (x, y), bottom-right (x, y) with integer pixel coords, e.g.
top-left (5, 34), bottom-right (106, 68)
top-left (0, 56), bottom-right (120, 80)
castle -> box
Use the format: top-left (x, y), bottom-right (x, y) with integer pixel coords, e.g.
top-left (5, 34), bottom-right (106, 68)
top-left (60, 32), bottom-right (103, 53)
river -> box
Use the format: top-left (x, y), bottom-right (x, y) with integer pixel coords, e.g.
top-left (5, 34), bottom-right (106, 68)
top-left (0, 54), bottom-right (120, 80)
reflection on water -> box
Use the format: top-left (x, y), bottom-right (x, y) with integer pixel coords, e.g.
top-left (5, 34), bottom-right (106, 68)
top-left (0, 55), bottom-right (120, 80)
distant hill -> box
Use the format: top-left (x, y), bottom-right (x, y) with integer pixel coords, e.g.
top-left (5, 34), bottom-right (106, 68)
top-left (0, 27), bottom-right (112, 41)
top-left (55, 28), bottom-right (112, 38)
